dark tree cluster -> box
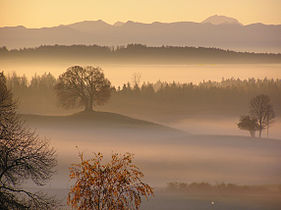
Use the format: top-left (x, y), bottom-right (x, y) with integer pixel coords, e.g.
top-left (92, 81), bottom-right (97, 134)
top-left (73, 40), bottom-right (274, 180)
top-left (6, 72), bottom-right (57, 114)
top-left (237, 94), bottom-right (275, 138)
top-left (1, 44), bottom-right (281, 64)
top-left (110, 78), bottom-right (281, 117)
top-left (237, 115), bottom-right (259, 137)
top-left (0, 72), bottom-right (57, 209)
top-left (167, 182), bottom-right (280, 194)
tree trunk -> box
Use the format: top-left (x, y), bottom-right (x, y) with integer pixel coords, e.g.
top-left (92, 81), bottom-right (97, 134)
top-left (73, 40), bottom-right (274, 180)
top-left (259, 127), bottom-right (262, 138)
top-left (84, 98), bottom-right (93, 112)
top-left (266, 118), bottom-right (269, 137)
top-left (249, 130), bottom-right (255, 138)
top-left (258, 119), bottom-right (262, 138)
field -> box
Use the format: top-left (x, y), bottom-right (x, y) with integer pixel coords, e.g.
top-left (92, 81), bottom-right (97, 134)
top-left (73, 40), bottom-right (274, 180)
top-left (23, 112), bottom-right (281, 209)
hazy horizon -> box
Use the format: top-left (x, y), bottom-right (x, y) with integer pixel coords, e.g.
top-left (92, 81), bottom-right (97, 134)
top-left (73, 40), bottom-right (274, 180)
top-left (1, 0), bottom-right (281, 28)
top-left (1, 16), bottom-right (280, 29)
top-left (2, 63), bottom-right (281, 87)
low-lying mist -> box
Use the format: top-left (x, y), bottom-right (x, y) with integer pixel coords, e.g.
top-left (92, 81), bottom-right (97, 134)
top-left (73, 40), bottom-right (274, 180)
top-left (2, 59), bottom-right (280, 209)
top-left (2, 62), bottom-right (281, 87)
top-left (25, 116), bottom-right (281, 189)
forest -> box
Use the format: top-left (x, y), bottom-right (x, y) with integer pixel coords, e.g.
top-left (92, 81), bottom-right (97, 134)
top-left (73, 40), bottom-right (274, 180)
top-left (1, 44), bottom-right (281, 64)
top-left (6, 72), bottom-right (281, 120)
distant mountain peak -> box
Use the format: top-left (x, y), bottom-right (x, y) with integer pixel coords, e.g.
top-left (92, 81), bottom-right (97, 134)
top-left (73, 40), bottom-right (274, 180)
top-left (113, 21), bottom-right (125, 27)
top-left (70, 19), bottom-right (109, 26)
top-left (2, 25), bottom-right (26, 29)
top-left (126, 20), bottom-right (135, 24)
top-left (67, 20), bottom-right (111, 32)
top-left (202, 15), bottom-right (242, 25)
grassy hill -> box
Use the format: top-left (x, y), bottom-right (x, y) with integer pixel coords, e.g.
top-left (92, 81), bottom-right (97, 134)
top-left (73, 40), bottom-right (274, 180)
top-left (21, 111), bottom-right (185, 136)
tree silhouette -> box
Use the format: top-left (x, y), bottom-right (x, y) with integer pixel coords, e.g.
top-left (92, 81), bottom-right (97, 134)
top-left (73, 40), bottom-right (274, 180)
top-left (68, 152), bottom-right (153, 210)
top-left (237, 115), bottom-right (259, 137)
top-left (0, 72), bottom-right (57, 209)
top-left (249, 94), bottom-right (275, 138)
top-left (55, 66), bottom-right (111, 112)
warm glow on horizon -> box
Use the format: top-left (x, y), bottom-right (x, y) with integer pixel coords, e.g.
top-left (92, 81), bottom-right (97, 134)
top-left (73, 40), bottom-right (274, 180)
top-left (0, 0), bottom-right (281, 28)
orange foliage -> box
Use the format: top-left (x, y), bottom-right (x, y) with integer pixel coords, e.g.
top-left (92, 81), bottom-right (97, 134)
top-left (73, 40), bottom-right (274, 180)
top-left (68, 152), bottom-right (153, 210)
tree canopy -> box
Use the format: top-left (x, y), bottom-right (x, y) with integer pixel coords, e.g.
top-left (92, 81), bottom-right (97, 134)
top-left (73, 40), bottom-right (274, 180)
top-left (237, 115), bottom-right (259, 137)
top-left (55, 66), bottom-right (111, 112)
top-left (249, 94), bottom-right (275, 138)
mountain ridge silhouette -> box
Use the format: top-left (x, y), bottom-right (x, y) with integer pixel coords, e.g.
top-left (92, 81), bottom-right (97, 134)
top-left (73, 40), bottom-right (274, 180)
top-left (0, 16), bottom-right (280, 52)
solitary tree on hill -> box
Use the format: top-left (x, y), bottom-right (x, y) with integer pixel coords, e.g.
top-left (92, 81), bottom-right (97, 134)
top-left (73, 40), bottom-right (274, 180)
top-left (249, 94), bottom-right (275, 138)
top-left (55, 66), bottom-right (111, 112)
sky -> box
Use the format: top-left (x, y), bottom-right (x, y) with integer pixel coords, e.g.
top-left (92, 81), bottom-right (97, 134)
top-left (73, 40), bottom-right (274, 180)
top-left (0, 0), bottom-right (281, 28)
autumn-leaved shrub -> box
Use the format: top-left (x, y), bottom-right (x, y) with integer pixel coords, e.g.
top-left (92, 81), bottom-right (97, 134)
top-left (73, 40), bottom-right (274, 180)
top-left (68, 152), bottom-right (153, 210)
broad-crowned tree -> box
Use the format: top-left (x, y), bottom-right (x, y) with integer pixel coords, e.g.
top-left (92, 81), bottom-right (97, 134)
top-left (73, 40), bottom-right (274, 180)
top-left (55, 66), bottom-right (111, 112)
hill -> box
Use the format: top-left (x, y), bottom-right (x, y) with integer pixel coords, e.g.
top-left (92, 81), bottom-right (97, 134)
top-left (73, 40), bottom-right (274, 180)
top-left (0, 16), bottom-right (280, 52)
top-left (22, 111), bottom-right (185, 136)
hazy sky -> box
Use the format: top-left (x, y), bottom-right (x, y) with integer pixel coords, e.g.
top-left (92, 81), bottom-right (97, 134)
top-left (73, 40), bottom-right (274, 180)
top-left (1, 0), bottom-right (281, 27)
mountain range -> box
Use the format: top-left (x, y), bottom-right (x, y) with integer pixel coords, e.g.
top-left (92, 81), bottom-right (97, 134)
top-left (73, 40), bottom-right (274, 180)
top-left (0, 15), bottom-right (280, 53)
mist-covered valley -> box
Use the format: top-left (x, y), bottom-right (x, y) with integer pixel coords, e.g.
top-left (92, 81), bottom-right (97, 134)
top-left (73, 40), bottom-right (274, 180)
top-left (21, 110), bottom-right (281, 209)
top-left (1, 43), bottom-right (281, 209)
top-left (0, 59), bottom-right (278, 209)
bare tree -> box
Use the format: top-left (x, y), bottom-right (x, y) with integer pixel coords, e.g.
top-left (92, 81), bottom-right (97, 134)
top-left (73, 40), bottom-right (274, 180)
top-left (265, 105), bottom-right (275, 137)
top-left (237, 115), bottom-right (259, 137)
top-left (132, 72), bottom-right (142, 87)
top-left (55, 66), bottom-right (111, 112)
top-left (0, 72), bottom-right (57, 209)
top-left (249, 94), bottom-right (275, 138)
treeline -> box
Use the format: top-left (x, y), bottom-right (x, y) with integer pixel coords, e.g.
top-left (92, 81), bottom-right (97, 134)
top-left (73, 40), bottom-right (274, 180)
top-left (166, 182), bottom-right (281, 194)
top-left (107, 78), bottom-right (281, 119)
top-left (1, 44), bottom-right (281, 63)
top-left (6, 72), bottom-right (281, 119)
top-left (6, 73), bottom-right (58, 114)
